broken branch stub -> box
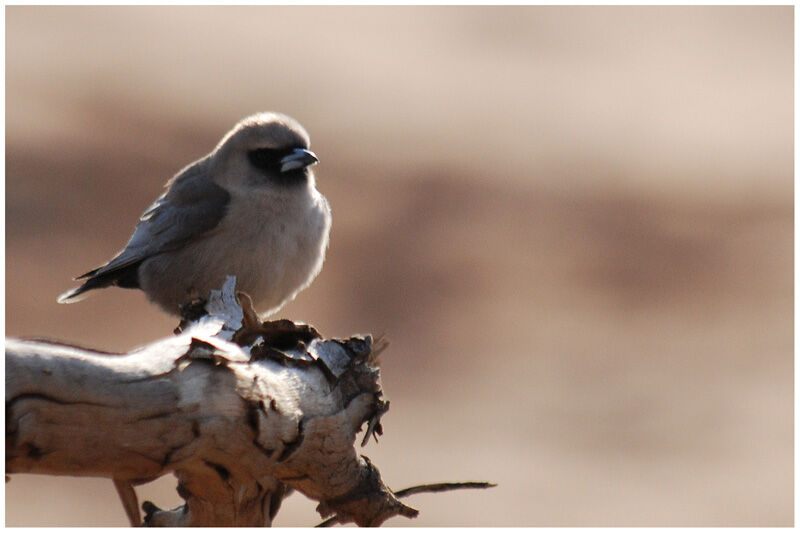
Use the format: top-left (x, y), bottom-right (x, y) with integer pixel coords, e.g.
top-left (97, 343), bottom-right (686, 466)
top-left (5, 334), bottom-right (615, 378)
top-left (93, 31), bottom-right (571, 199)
top-left (6, 276), bottom-right (411, 526)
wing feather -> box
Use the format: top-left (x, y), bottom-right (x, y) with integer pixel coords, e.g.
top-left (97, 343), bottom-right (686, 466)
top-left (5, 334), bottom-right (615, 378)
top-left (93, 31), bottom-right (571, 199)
top-left (58, 159), bottom-right (230, 303)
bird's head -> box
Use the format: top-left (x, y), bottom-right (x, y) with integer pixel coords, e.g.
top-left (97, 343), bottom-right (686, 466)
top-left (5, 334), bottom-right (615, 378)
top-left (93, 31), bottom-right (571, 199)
top-left (212, 112), bottom-right (319, 189)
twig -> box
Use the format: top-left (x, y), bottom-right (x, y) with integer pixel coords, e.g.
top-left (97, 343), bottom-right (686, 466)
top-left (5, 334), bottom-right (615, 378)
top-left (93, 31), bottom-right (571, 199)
top-left (316, 481), bottom-right (496, 527)
top-left (113, 478), bottom-right (141, 527)
top-left (394, 481), bottom-right (497, 498)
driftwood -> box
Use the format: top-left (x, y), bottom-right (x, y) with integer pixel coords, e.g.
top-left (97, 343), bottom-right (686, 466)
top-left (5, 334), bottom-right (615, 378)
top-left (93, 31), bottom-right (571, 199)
top-left (6, 277), bottom-right (418, 526)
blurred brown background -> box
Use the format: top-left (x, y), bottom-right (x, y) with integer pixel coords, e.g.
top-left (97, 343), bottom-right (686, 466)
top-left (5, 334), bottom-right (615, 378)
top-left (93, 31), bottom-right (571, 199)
top-left (5, 6), bottom-right (793, 526)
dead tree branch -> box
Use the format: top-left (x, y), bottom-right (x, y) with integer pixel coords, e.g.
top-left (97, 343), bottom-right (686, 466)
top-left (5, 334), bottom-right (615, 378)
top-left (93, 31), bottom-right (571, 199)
top-left (6, 277), bottom-right (419, 526)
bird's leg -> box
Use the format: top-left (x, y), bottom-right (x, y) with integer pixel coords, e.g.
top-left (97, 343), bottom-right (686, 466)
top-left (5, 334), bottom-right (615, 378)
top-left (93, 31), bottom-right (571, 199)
top-left (174, 297), bottom-right (209, 334)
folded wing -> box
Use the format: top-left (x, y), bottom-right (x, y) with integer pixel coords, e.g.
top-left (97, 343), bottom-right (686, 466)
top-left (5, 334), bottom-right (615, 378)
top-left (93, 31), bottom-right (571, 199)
top-left (58, 161), bottom-right (230, 303)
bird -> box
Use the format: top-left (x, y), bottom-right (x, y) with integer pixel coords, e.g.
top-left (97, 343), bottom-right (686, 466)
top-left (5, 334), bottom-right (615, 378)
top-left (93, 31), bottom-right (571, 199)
top-left (58, 112), bottom-right (331, 318)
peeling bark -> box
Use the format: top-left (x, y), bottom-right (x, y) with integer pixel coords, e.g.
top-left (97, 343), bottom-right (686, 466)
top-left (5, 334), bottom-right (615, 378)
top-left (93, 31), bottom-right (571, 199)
top-left (6, 277), bottom-right (413, 526)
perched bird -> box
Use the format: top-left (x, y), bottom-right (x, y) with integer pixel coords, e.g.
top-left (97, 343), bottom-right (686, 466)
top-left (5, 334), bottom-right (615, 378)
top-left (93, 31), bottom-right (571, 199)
top-left (58, 112), bottom-right (331, 318)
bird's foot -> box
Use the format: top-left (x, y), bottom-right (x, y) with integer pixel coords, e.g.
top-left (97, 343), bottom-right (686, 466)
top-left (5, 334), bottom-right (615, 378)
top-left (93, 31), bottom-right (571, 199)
top-left (174, 298), bottom-right (209, 334)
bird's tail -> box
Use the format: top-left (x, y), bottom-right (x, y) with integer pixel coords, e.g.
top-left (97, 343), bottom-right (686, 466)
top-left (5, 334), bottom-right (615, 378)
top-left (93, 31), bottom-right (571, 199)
top-left (57, 284), bottom-right (93, 304)
top-left (57, 262), bottom-right (142, 304)
top-left (57, 270), bottom-right (112, 303)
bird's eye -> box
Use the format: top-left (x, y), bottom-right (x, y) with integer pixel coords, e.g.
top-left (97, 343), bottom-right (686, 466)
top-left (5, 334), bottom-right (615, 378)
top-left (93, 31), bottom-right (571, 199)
top-left (247, 148), bottom-right (287, 174)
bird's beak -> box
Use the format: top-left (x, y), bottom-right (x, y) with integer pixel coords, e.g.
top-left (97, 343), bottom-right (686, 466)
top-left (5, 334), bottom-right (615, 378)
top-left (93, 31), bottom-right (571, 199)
top-left (280, 148), bottom-right (319, 173)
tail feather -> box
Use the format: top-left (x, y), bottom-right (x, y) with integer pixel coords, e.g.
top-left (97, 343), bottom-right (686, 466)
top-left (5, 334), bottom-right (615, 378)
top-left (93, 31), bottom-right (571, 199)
top-left (75, 266), bottom-right (102, 280)
top-left (57, 275), bottom-right (112, 303)
top-left (57, 262), bottom-right (142, 304)
top-left (57, 285), bottom-right (93, 304)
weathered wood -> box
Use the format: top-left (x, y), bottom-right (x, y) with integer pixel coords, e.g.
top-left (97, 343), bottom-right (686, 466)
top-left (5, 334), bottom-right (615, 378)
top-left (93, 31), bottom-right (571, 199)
top-left (5, 277), bottom-right (413, 526)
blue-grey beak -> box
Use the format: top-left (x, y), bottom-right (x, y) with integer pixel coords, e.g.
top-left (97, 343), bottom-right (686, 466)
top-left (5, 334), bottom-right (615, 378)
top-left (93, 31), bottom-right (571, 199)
top-left (280, 148), bottom-right (319, 173)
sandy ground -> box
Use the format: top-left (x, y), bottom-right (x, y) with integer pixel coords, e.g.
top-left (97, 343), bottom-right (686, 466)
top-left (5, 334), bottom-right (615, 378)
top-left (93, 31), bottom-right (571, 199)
top-left (5, 6), bottom-right (793, 526)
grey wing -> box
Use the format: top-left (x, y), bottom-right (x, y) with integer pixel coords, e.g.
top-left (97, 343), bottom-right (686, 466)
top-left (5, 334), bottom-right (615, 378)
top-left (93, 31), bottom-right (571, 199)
top-left (58, 163), bottom-right (230, 303)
